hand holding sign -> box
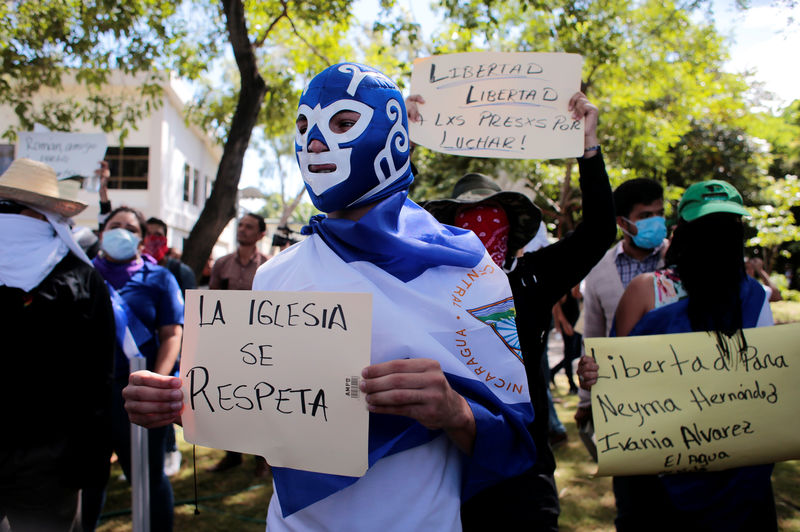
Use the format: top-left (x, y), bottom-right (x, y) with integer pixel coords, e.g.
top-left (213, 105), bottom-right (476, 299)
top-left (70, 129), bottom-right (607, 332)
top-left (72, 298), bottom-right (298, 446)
top-left (409, 52), bottom-right (583, 159)
top-left (123, 371), bottom-right (184, 429)
top-left (362, 358), bottom-right (476, 454)
top-left (567, 92), bottom-right (599, 155)
top-left (583, 324), bottom-right (800, 477)
top-left (179, 290), bottom-right (371, 477)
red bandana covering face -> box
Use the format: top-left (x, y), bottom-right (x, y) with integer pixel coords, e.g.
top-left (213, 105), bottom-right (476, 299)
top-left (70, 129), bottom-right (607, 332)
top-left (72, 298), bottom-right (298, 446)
top-left (144, 234), bottom-right (169, 263)
top-left (455, 202), bottom-right (510, 267)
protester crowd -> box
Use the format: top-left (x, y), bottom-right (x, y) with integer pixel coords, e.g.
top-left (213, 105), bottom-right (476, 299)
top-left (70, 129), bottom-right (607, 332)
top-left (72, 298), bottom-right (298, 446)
top-left (0, 60), bottom-right (785, 532)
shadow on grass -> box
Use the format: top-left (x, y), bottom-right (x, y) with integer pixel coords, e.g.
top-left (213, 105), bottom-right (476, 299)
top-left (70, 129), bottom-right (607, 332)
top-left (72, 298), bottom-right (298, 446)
top-left (551, 386), bottom-right (615, 532)
top-left (97, 427), bottom-right (271, 532)
top-left (98, 386), bottom-right (799, 531)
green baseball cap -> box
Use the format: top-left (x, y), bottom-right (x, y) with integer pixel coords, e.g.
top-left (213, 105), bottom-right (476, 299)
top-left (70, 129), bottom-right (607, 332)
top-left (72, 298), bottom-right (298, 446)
top-left (678, 180), bottom-right (750, 222)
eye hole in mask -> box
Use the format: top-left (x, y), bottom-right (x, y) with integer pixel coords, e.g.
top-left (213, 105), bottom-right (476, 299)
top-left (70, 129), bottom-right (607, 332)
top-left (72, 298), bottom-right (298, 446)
top-left (296, 110), bottom-right (363, 176)
top-left (297, 110), bottom-right (362, 136)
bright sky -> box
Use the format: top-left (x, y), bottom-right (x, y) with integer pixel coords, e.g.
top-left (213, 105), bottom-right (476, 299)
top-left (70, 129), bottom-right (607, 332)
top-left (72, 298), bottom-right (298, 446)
top-left (710, 0), bottom-right (799, 107)
top-left (242, 0), bottom-right (799, 196)
top-left (359, 0), bottom-right (798, 104)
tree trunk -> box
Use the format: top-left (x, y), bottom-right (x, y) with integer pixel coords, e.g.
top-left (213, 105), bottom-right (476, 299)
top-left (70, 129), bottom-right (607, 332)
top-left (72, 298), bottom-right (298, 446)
top-left (182, 0), bottom-right (267, 278)
top-left (556, 162), bottom-right (574, 238)
top-left (278, 187), bottom-right (307, 227)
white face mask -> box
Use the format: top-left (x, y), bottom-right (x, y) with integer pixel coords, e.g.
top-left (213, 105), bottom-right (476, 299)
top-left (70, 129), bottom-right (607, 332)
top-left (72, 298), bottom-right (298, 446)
top-left (101, 228), bottom-right (140, 261)
top-left (0, 213), bottom-right (68, 291)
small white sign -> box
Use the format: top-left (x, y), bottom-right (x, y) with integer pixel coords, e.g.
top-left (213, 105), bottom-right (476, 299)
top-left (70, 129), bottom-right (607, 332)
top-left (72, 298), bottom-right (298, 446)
top-left (17, 131), bottom-right (107, 180)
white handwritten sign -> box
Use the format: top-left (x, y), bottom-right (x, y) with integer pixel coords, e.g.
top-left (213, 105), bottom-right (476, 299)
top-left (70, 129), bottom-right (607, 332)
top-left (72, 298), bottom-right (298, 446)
top-left (180, 290), bottom-right (371, 477)
top-left (16, 132), bottom-right (107, 180)
top-left (584, 323), bottom-right (800, 477)
top-left (409, 52), bottom-right (583, 159)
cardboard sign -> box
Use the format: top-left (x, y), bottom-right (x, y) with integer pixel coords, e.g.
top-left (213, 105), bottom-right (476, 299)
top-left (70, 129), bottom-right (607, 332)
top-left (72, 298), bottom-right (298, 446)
top-left (409, 52), bottom-right (583, 159)
top-left (180, 290), bottom-right (372, 477)
top-left (584, 323), bottom-right (800, 476)
top-left (16, 131), bottom-right (107, 180)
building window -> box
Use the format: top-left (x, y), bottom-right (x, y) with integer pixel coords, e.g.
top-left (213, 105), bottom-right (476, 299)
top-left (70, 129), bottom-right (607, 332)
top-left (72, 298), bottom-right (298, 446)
top-left (105, 147), bottom-right (149, 190)
top-left (0, 144), bottom-right (13, 175)
top-left (192, 168), bottom-right (202, 206)
top-left (183, 163), bottom-right (191, 202)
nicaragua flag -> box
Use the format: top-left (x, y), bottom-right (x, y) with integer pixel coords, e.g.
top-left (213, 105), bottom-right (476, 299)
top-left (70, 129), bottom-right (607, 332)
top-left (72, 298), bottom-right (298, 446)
top-left (253, 191), bottom-right (536, 530)
top-left (106, 281), bottom-right (150, 360)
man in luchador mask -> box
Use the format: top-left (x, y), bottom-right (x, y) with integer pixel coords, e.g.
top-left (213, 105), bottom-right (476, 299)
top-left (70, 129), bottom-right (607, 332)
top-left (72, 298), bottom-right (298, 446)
top-left (124, 63), bottom-right (536, 530)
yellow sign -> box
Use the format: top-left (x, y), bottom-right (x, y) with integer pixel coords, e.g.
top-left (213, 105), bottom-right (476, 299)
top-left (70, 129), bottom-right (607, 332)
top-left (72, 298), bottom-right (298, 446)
top-left (409, 52), bottom-right (583, 159)
top-left (180, 290), bottom-right (371, 477)
top-left (584, 323), bottom-right (800, 476)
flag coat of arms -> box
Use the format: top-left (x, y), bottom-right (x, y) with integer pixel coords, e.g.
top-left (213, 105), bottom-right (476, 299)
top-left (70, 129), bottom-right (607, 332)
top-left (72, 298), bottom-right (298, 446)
top-left (253, 227), bottom-right (536, 530)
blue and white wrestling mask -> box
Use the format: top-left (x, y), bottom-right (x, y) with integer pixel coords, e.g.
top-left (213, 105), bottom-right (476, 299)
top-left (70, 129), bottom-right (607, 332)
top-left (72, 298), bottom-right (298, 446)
top-left (295, 63), bottom-right (413, 213)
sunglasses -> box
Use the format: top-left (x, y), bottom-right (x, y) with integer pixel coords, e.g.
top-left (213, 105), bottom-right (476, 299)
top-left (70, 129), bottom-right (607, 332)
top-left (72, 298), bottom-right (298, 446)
top-left (0, 200), bottom-right (26, 215)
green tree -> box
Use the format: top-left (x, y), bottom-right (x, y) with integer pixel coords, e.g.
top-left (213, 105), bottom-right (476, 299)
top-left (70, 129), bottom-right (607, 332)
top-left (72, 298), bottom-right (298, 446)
top-left (747, 174), bottom-right (800, 270)
top-left (409, 0), bottom-right (752, 237)
top-left (740, 100), bottom-right (800, 272)
top-left (750, 100), bottom-right (800, 180)
top-left (1, 0), bottom-right (363, 276)
top-left (664, 119), bottom-right (769, 205)
top-left (178, 0), bottom-right (357, 275)
top-left (255, 191), bottom-right (318, 224)
top-left (0, 0), bottom-right (206, 141)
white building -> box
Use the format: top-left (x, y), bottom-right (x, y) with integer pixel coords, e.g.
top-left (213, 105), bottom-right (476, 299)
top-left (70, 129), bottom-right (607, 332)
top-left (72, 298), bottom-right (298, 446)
top-left (0, 72), bottom-right (257, 259)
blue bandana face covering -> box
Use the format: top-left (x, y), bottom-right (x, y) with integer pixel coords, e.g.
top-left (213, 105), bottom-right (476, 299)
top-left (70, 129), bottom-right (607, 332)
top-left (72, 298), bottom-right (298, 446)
top-left (296, 63), bottom-right (413, 213)
top-left (623, 215), bottom-right (666, 250)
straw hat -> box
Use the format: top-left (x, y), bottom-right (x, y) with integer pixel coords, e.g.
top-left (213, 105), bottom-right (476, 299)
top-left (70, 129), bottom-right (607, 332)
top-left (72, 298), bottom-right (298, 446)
top-left (423, 172), bottom-right (541, 255)
top-left (0, 158), bottom-right (87, 217)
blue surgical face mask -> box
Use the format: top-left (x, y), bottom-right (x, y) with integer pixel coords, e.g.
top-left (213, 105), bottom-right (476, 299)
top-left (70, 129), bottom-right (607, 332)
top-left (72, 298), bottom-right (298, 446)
top-left (295, 63), bottom-right (414, 213)
top-left (622, 216), bottom-right (666, 250)
top-left (101, 228), bottom-right (140, 261)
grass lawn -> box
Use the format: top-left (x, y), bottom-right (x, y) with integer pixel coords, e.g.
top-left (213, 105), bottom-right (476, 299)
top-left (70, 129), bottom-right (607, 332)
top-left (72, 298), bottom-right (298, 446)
top-left (98, 432), bottom-right (272, 531)
top-left (97, 390), bottom-right (800, 531)
top-left (771, 300), bottom-right (800, 324)
top-left (98, 300), bottom-right (800, 531)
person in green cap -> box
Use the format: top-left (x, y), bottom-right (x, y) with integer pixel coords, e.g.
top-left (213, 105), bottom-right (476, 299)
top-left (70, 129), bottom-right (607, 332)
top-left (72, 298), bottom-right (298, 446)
top-left (610, 180), bottom-right (756, 337)
top-left (577, 179), bottom-right (777, 531)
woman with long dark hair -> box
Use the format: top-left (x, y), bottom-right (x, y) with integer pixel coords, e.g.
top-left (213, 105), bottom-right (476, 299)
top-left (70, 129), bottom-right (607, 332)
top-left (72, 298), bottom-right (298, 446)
top-left (579, 180), bottom-right (776, 531)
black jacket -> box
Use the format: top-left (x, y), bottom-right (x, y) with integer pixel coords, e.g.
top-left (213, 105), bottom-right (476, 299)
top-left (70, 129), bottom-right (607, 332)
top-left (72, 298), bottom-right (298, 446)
top-left (462, 153), bottom-right (617, 530)
top-left (1, 252), bottom-right (115, 488)
top-left (509, 153), bottom-right (617, 474)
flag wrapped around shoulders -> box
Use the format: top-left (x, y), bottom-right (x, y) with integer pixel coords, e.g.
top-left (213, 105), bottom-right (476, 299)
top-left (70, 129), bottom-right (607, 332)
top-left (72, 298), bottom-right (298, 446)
top-left (253, 194), bottom-right (536, 524)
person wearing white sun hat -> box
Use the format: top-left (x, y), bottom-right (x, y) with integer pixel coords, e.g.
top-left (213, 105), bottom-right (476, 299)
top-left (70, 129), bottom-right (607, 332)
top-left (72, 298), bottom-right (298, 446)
top-left (0, 158), bottom-right (115, 532)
